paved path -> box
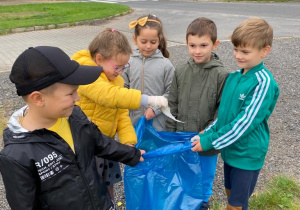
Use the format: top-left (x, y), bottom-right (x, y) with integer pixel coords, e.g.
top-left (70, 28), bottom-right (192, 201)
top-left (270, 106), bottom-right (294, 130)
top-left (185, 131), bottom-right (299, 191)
top-left (0, 15), bottom-right (185, 73)
top-left (0, 25), bottom-right (126, 72)
top-left (0, 0), bottom-right (183, 73)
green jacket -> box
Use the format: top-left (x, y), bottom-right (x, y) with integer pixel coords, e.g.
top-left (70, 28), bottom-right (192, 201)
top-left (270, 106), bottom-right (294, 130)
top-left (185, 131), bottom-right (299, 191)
top-left (200, 62), bottom-right (279, 170)
top-left (166, 53), bottom-right (229, 155)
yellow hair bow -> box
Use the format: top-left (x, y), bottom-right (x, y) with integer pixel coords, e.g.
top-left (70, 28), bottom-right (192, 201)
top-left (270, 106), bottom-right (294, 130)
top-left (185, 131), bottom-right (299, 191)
top-left (129, 17), bottom-right (161, 30)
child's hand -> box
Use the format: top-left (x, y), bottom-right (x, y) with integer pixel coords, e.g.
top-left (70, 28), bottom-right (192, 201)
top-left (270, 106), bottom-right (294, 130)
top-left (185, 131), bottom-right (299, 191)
top-left (139, 150), bottom-right (145, 162)
top-left (147, 96), bottom-right (168, 108)
top-left (190, 135), bottom-right (203, 152)
top-left (190, 135), bottom-right (200, 142)
top-left (126, 143), bottom-right (135, 147)
top-left (145, 108), bottom-right (155, 120)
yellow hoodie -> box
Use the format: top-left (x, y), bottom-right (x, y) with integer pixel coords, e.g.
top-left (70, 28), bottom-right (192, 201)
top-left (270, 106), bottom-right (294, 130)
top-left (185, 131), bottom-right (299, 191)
top-left (72, 50), bottom-right (141, 145)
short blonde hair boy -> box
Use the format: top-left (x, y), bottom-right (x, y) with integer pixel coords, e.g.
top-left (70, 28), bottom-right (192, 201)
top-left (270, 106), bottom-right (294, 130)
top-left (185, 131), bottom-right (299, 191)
top-left (231, 17), bottom-right (273, 49)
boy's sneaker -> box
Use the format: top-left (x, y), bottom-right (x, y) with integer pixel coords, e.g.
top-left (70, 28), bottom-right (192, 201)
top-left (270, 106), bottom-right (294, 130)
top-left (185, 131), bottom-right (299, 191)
top-left (199, 201), bottom-right (210, 210)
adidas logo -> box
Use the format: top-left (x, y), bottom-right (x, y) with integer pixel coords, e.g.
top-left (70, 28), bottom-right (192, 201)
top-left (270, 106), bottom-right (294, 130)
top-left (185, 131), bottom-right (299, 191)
top-left (239, 94), bottom-right (246, 100)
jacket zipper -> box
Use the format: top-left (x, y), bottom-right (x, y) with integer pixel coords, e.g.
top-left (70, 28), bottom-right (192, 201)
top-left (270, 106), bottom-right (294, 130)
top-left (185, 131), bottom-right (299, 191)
top-left (69, 122), bottom-right (98, 210)
top-left (53, 131), bottom-right (98, 209)
top-left (74, 156), bottom-right (97, 210)
top-left (141, 57), bottom-right (145, 114)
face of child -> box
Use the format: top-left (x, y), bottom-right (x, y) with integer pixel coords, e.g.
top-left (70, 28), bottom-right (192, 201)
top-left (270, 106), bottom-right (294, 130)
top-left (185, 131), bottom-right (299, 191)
top-left (186, 35), bottom-right (219, 64)
top-left (233, 45), bottom-right (270, 74)
top-left (42, 83), bottom-right (79, 119)
top-left (99, 54), bottom-right (130, 81)
top-left (133, 28), bottom-right (160, 58)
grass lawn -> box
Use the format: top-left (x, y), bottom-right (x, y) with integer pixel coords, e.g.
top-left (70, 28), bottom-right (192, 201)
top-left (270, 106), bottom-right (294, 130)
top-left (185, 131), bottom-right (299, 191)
top-left (249, 175), bottom-right (300, 209)
top-left (0, 2), bottom-right (130, 31)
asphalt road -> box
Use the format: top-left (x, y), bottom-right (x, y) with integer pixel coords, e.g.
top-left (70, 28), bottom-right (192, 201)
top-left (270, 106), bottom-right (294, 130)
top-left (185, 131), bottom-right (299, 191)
top-left (88, 0), bottom-right (300, 42)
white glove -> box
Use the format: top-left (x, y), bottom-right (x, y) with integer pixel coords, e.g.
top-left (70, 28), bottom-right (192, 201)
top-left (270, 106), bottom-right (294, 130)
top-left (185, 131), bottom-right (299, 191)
top-left (147, 96), bottom-right (168, 108)
top-left (190, 135), bottom-right (200, 142)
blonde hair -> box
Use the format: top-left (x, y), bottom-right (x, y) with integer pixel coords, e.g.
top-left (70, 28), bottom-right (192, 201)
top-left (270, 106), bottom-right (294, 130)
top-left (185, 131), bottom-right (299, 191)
top-left (88, 28), bottom-right (132, 59)
top-left (22, 82), bottom-right (60, 101)
top-left (231, 17), bottom-right (273, 49)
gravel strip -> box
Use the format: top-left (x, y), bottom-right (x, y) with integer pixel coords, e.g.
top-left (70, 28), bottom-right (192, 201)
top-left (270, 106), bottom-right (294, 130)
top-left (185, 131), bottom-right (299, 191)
top-left (1, 38), bottom-right (299, 209)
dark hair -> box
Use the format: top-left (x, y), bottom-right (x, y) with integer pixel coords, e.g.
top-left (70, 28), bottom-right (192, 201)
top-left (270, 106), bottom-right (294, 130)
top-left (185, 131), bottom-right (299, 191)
top-left (186, 17), bottom-right (217, 43)
top-left (133, 14), bottom-right (169, 58)
top-left (89, 28), bottom-right (132, 59)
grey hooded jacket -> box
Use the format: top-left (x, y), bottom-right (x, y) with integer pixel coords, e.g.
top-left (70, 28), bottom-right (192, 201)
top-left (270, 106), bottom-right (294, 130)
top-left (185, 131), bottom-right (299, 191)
top-left (122, 49), bottom-right (175, 131)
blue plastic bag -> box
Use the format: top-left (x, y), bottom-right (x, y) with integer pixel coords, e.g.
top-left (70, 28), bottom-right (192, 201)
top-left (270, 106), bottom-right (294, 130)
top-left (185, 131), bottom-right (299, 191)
top-left (124, 117), bottom-right (218, 210)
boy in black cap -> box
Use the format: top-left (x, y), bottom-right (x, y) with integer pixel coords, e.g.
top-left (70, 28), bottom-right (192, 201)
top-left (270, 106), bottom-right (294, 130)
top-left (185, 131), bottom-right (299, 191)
top-left (0, 46), bottom-right (145, 210)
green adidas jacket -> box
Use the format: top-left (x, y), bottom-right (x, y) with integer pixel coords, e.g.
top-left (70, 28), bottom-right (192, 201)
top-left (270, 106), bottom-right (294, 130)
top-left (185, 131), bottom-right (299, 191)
top-left (200, 62), bottom-right (279, 170)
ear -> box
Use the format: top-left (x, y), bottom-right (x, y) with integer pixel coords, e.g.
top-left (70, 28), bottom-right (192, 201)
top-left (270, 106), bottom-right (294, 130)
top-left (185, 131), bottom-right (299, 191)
top-left (28, 91), bottom-right (45, 107)
top-left (261, 45), bottom-right (271, 58)
top-left (94, 53), bottom-right (104, 66)
top-left (213, 40), bottom-right (220, 50)
top-left (133, 35), bottom-right (137, 45)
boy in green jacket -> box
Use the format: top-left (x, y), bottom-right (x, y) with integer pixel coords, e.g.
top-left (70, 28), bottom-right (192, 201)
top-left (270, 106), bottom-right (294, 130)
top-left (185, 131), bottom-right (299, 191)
top-left (166, 17), bottom-right (229, 210)
top-left (191, 17), bottom-right (280, 210)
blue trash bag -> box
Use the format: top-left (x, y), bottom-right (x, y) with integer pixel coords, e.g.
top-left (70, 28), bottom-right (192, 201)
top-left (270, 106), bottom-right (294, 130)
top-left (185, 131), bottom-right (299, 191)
top-left (124, 117), bottom-right (218, 210)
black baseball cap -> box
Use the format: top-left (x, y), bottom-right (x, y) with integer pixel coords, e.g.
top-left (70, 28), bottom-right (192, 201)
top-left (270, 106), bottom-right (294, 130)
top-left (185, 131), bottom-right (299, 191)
top-left (10, 46), bottom-right (102, 96)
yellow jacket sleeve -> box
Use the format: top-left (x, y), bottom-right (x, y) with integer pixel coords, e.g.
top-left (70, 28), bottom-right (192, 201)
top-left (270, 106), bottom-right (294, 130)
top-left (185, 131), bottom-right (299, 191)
top-left (78, 73), bottom-right (142, 110)
top-left (117, 108), bottom-right (137, 145)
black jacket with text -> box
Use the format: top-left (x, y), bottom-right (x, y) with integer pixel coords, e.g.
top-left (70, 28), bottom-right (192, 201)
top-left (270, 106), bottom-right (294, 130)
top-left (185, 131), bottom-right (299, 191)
top-left (0, 106), bottom-right (141, 210)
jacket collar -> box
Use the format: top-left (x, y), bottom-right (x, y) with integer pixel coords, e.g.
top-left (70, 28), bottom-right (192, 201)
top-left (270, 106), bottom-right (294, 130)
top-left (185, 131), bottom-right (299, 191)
top-left (7, 105), bottom-right (29, 134)
top-left (187, 52), bottom-right (223, 69)
top-left (4, 106), bottom-right (90, 146)
top-left (132, 49), bottom-right (163, 59)
top-left (240, 62), bottom-right (265, 76)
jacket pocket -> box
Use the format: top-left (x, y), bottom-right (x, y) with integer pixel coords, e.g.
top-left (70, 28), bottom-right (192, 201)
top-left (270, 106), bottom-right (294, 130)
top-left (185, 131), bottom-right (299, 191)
top-left (40, 178), bottom-right (92, 210)
top-left (247, 128), bottom-right (268, 159)
top-left (176, 122), bottom-right (185, 132)
top-left (152, 114), bottom-right (166, 131)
